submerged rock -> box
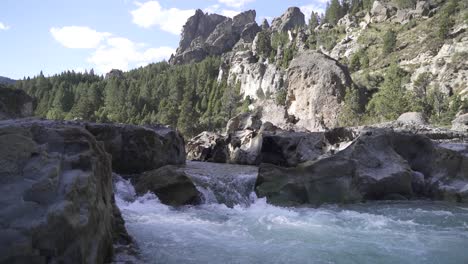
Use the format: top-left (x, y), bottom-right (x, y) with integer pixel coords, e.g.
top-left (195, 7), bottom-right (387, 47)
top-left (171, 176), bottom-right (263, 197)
top-left (134, 165), bottom-right (201, 206)
top-left (0, 119), bottom-right (116, 263)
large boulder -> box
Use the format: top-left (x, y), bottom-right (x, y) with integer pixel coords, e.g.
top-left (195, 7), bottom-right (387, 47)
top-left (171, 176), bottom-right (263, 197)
top-left (134, 165), bottom-right (201, 206)
top-left (397, 112), bottom-right (428, 125)
top-left (271, 7), bottom-right (305, 32)
top-left (452, 114), bottom-right (468, 132)
top-left (85, 123), bottom-right (185, 174)
top-left (0, 86), bottom-right (34, 120)
top-left (170, 10), bottom-right (258, 64)
top-left (286, 51), bottom-right (355, 131)
top-left (0, 119), bottom-right (117, 263)
top-left (256, 129), bottom-right (468, 206)
top-left (370, 1), bottom-right (395, 22)
top-left (186, 131), bottom-right (229, 163)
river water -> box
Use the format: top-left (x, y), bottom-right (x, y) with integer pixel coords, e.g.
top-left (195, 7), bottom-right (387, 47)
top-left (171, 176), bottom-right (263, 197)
top-left (115, 162), bottom-right (468, 264)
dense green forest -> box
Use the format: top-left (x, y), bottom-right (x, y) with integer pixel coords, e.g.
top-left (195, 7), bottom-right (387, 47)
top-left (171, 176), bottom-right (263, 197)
top-left (14, 57), bottom-right (247, 138)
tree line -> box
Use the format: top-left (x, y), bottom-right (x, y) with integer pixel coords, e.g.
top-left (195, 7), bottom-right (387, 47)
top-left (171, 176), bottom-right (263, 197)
top-left (14, 58), bottom-right (246, 138)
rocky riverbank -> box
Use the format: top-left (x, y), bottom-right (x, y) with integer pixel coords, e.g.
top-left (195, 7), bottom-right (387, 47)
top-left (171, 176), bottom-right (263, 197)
top-left (0, 118), bottom-right (189, 262)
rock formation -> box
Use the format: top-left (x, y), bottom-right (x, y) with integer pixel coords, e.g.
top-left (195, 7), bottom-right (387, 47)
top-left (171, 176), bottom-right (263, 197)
top-left (0, 86), bottom-right (34, 120)
top-left (452, 113), bottom-right (468, 132)
top-left (170, 10), bottom-right (259, 64)
top-left (286, 51), bottom-right (354, 131)
top-left (270, 7), bottom-right (305, 32)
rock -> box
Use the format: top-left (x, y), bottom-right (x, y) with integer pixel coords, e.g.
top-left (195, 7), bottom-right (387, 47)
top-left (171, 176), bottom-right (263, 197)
top-left (227, 51), bottom-right (285, 100)
top-left (452, 114), bottom-right (468, 132)
top-left (397, 112), bottom-right (428, 125)
top-left (105, 69), bottom-right (125, 79)
top-left (0, 86), bottom-right (34, 120)
top-left (86, 123), bottom-right (185, 174)
top-left (286, 51), bottom-right (355, 131)
top-left (271, 7), bottom-right (305, 32)
top-left (226, 112), bottom-right (262, 134)
top-left (393, 9), bottom-right (413, 24)
top-left (170, 10), bottom-right (258, 64)
top-left (186, 131), bottom-right (228, 163)
top-left (134, 165), bottom-right (201, 206)
top-left (370, 1), bottom-right (395, 22)
top-left (337, 14), bottom-right (357, 28)
top-left (413, 1), bottom-right (430, 17)
top-left (256, 129), bottom-right (468, 206)
top-left (0, 119), bottom-right (117, 263)
top-left (261, 19), bottom-right (270, 30)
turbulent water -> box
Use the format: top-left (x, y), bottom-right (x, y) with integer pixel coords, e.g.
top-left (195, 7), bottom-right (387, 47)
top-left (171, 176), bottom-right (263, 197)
top-left (115, 162), bottom-right (468, 264)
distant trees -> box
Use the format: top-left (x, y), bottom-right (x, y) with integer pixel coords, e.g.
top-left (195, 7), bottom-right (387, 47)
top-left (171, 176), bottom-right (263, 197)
top-left (309, 11), bottom-right (320, 30)
top-left (15, 57), bottom-right (245, 138)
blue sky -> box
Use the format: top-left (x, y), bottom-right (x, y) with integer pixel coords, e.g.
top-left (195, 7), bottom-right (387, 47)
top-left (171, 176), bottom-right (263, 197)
top-left (0, 0), bottom-right (327, 79)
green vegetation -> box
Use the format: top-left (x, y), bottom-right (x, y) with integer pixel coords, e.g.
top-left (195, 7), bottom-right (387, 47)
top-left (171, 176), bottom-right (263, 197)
top-left (15, 57), bottom-right (245, 138)
top-left (382, 29), bottom-right (397, 55)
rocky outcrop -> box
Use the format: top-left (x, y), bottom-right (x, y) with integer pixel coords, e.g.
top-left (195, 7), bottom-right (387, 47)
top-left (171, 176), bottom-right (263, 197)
top-left (170, 10), bottom-right (259, 64)
top-left (271, 7), bottom-right (305, 32)
top-left (134, 166), bottom-right (201, 206)
top-left (0, 119), bottom-right (116, 263)
top-left (255, 129), bottom-right (468, 206)
top-left (286, 51), bottom-right (355, 131)
top-left (0, 86), bottom-right (34, 120)
top-left (452, 114), bottom-right (468, 132)
top-left (227, 51), bottom-right (285, 100)
top-left (370, 1), bottom-right (396, 23)
top-left (85, 123), bottom-right (185, 174)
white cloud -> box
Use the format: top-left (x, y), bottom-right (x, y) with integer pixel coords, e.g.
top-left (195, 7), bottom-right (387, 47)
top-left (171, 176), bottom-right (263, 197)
top-left (50, 26), bottom-right (111, 49)
top-left (204, 5), bottom-right (240, 18)
top-left (88, 36), bottom-right (174, 73)
top-left (0, 22), bottom-right (10, 31)
top-left (300, 4), bottom-right (326, 22)
top-left (218, 0), bottom-right (255, 8)
top-left (131, 1), bottom-right (195, 35)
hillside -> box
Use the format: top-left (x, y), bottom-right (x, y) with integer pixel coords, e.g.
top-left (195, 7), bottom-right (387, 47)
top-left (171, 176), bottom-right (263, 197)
top-left (0, 76), bottom-right (16, 85)
top-left (13, 0), bottom-right (468, 137)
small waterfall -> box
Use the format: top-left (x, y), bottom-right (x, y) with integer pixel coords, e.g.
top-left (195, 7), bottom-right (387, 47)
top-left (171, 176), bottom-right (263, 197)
top-left (182, 161), bottom-right (259, 207)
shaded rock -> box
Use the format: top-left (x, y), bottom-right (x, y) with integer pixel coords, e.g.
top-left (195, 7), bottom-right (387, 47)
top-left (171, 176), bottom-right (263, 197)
top-left (256, 129), bottom-right (468, 206)
top-left (134, 166), bottom-right (201, 206)
top-left (0, 119), bottom-right (116, 263)
top-left (241, 22), bottom-right (261, 43)
top-left (452, 114), bottom-right (468, 132)
top-left (286, 51), bottom-right (355, 131)
top-left (0, 86), bottom-right (34, 120)
top-left (105, 69), bottom-right (125, 79)
top-left (271, 7), bottom-right (305, 32)
top-left (86, 123), bottom-right (185, 174)
top-left (397, 112), bottom-right (428, 125)
top-left (226, 112), bottom-right (262, 134)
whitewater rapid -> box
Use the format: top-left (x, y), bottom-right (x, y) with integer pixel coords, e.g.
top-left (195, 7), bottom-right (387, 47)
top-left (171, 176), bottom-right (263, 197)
top-left (115, 162), bottom-right (468, 264)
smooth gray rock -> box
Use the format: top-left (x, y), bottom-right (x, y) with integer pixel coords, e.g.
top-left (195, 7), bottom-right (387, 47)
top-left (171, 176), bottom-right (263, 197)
top-left (397, 112), bottom-right (428, 125)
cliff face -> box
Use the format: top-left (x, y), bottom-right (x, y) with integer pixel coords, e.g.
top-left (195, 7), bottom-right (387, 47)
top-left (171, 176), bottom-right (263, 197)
top-left (172, 1), bottom-right (467, 132)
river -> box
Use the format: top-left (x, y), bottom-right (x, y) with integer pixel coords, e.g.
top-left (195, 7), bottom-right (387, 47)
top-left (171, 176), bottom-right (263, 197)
top-left (115, 162), bottom-right (468, 264)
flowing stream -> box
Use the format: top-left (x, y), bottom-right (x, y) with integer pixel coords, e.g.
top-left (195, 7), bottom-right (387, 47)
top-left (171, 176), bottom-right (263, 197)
top-left (115, 161), bottom-right (468, 264)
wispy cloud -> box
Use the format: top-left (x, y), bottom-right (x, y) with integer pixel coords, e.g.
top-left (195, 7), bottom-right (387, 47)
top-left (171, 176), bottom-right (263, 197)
top-left (300, 3), bottom-right (326, 22)
top-left (50, 26), bottom-right (174, 73)
top-left (131, 1), bottom-right (195, 35)
top-left (218, 0), bottom-right (255, 8)
top-left (204, 5), bottom-right (240, 17)
top-left (0, 22), bottom-right (10, 31)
